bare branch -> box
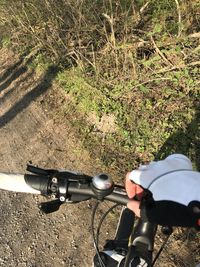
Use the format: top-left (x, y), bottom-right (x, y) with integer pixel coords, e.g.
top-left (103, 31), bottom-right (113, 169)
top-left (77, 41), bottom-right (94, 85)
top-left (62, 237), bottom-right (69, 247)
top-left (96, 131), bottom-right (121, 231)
top-left (157, 61), bottom-right (200, 74)
top-left (188, 32), bottom-right (200, 38)
top-left (139, 1), bottom-right (150, 14)
top-left (133, 77), bottom-right (172, 89)
top-left (150, 36), bottom-right (174, 67)
top-left (174, 0), bottom-right (182, 37)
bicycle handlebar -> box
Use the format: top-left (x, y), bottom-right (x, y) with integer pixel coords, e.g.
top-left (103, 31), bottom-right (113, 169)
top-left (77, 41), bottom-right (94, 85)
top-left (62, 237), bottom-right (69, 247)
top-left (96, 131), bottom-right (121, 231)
top-left (0, 165), bottom-right (158, 267)
top-left (0, 167), bottom-right (129, 205)
top-left (67, 183), bottom-right (129, 205)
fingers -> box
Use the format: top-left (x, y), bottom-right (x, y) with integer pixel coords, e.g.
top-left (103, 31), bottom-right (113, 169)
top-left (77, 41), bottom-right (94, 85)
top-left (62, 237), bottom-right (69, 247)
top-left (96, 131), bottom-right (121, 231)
top-left (125, 172), bottom-right (136, 198)
top-left (125, 172), bottom-right (144, 200)
top-left (127, 200), bottom-right (141, 217)
top-left (125, 172), bottom-right (143, 218)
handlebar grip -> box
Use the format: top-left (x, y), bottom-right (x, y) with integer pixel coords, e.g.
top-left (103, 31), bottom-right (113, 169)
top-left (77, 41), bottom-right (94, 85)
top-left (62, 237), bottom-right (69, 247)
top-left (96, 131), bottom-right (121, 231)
top-left (0, 173), bottom-right (42, 194)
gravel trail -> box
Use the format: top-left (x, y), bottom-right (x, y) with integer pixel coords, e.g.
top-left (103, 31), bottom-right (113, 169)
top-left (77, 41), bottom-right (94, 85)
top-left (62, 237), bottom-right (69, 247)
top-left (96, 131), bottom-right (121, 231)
top-left (0, 48), bottom-right (101, 267)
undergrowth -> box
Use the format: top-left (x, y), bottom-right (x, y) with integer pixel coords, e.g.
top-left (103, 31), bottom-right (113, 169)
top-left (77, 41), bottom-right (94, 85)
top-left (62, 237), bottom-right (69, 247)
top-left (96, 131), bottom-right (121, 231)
top-left (0, 0), bottom-right (199, 171)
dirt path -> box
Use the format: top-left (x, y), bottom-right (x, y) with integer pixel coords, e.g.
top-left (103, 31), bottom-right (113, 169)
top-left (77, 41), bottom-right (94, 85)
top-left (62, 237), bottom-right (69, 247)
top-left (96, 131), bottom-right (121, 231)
top-left (0, 48), bottom-right (106, 267)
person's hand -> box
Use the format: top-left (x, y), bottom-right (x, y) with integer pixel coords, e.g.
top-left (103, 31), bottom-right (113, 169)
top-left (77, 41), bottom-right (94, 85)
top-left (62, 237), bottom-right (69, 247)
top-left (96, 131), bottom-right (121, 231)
top-left (125, 172), bottom-right (144, 217)
top-left (124, 154), bottom-right (200, 229)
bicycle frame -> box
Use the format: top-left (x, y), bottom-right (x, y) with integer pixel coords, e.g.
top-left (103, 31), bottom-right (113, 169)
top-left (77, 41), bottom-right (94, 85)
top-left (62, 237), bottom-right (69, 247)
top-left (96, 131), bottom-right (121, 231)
top-left (93, 207), bottom-right (157, 267)
top-left (124, 218), bottom-right (157, 266)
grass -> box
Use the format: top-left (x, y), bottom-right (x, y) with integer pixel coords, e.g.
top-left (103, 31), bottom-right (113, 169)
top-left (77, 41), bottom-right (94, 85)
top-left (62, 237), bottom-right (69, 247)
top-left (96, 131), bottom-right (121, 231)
top-left (56, 60), bottom-right (199, 173)
top-left (1, 36), bottom-right (11, 48)
top-left (0, 0), bottom-right (199, 173)
top-left (0, 0), bottom-right (199, 167)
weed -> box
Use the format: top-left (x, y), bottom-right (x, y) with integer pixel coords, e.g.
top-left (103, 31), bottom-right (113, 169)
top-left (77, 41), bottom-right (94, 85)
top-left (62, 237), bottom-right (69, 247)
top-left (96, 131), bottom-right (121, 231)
top-left (1, 36), bottom-right (11, 48)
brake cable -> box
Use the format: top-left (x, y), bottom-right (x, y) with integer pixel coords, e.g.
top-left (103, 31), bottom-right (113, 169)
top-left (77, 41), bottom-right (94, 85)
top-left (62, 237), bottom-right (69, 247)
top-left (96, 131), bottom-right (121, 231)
top-left (96, 203), bottom-right (120, 247)
top-left (152, 226), bottom-right (173, 266)
top-left (152, 237), bottom-right (169, 266)
top-left (91, 201), bottom-right (106, 267)
top-left (91, 201), bottom-right (122, 267)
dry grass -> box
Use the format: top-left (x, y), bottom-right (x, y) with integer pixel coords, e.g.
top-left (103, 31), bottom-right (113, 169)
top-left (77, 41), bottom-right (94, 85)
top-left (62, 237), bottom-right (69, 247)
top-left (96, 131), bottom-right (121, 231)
top-left (0, 1), bottom-right (199, 85)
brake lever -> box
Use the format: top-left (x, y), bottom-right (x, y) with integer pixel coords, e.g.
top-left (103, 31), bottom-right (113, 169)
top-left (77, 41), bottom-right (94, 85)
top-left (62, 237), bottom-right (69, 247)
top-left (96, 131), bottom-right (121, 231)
top-left (27, 165), bottom-right (92, 182)
top-left (26, 164), bottom-right (57, 176)
top-left (39, 199), bottom-right (63, 214)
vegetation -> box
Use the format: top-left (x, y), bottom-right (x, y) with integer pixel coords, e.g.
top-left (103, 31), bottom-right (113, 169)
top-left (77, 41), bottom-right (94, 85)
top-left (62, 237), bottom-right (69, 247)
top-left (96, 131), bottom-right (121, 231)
top-left (0, 0), bottom-right (199, 172)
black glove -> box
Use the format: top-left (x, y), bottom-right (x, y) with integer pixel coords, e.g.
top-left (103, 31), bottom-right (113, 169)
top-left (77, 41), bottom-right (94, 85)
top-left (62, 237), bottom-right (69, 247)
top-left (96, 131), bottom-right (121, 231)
top-left (128, 154), bottom-right (200, 229)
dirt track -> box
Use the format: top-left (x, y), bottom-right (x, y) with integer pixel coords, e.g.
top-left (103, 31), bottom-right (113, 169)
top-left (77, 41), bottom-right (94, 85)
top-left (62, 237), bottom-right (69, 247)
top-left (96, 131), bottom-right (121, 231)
top-left (0, 48), bottom-right (106, 267)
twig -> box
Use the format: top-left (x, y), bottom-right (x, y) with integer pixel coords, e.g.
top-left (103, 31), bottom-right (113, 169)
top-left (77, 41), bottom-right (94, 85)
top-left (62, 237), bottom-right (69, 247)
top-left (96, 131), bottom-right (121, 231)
top-left (102, 7), bottom-right (119, 71)
top-left (91, 44), bottom-right (97, 73)
top-left (132, 61), bottom-right (200, 89)
top-left (188, 61), bottom-right (200, 67)
top-left (188, 32), bottom-right (200, 38)
top-left (139, 1), bottom-right (150, 14)
top-left (156, 61), bottom-right (200, 74)
top-left (193, 45), bottom-right (200, 53)
top-left (74, 49), bottom-right (97, 70)
top-left (150, 36), bottom-right (174, 67)
top-left (133, 77), bottom-right (172, 88)
top-left (174, 0), bottom-right (182, 37)
top-left (102, 13), bottom-right (116, 48)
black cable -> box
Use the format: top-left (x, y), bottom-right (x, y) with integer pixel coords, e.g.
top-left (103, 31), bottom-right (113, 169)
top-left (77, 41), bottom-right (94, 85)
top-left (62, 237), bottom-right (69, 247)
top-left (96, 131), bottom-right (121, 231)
top-left (152, 234), bottom-right (171, 266)
top-left (91, 201), bottom-right (106, 267)
top-left (96, 203), bottom-right (120, 247)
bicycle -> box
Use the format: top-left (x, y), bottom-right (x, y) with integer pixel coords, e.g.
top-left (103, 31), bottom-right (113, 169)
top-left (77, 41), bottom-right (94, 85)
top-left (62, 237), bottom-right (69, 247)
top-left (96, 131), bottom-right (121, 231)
top-left (0, 164), bottom-right (173, 267)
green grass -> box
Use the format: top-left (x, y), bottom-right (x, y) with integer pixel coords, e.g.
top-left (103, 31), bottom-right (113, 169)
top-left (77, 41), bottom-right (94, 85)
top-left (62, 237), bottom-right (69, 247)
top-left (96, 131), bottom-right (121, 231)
top-left (1, 36), bottom-right (11, 48)
top-left (56, 60), bottom-right (199, 172)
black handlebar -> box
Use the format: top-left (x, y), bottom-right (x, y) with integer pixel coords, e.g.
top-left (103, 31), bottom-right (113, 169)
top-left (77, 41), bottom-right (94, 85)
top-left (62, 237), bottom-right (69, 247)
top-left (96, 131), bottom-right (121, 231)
top-left (67, 183), bottom-right (129, 205)
top-left (25, 168), bottom-right (129, 207)
top-left (24, 165), bottom-right (158, 267)
top-left (24, 165), bottom-right (129, 215)
top-left (0, 165), bottom-right (172, 266)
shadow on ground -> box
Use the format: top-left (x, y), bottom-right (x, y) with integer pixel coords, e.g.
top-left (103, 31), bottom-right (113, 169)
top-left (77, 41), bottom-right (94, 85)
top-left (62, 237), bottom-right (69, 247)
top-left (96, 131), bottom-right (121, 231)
top-left (0, 51), bottom-right (30, 89)
top-left (0, 52), bottom-right (60, 128)
top-left (155, 103), bottom-right (200, 170)
top-left (0, 70), bottom-right (35, 105)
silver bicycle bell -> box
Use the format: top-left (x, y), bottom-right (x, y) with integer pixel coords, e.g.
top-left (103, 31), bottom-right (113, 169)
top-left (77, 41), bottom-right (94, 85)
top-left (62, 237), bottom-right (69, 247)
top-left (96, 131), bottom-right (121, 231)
top-left (92, 174), bottom-right (114, 200)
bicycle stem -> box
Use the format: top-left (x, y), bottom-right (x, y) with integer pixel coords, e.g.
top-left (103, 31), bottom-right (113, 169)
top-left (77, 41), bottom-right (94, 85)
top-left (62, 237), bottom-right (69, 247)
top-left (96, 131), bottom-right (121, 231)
top-left (124, 219), bottom-right (157, 267)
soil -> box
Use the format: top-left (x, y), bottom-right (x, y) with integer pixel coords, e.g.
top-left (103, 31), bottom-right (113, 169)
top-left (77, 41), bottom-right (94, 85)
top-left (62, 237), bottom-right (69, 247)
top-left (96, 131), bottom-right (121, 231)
top-left (0, 48), bottom-right (105, 267)
top-left (0, 48), bottom-right (199, 267)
